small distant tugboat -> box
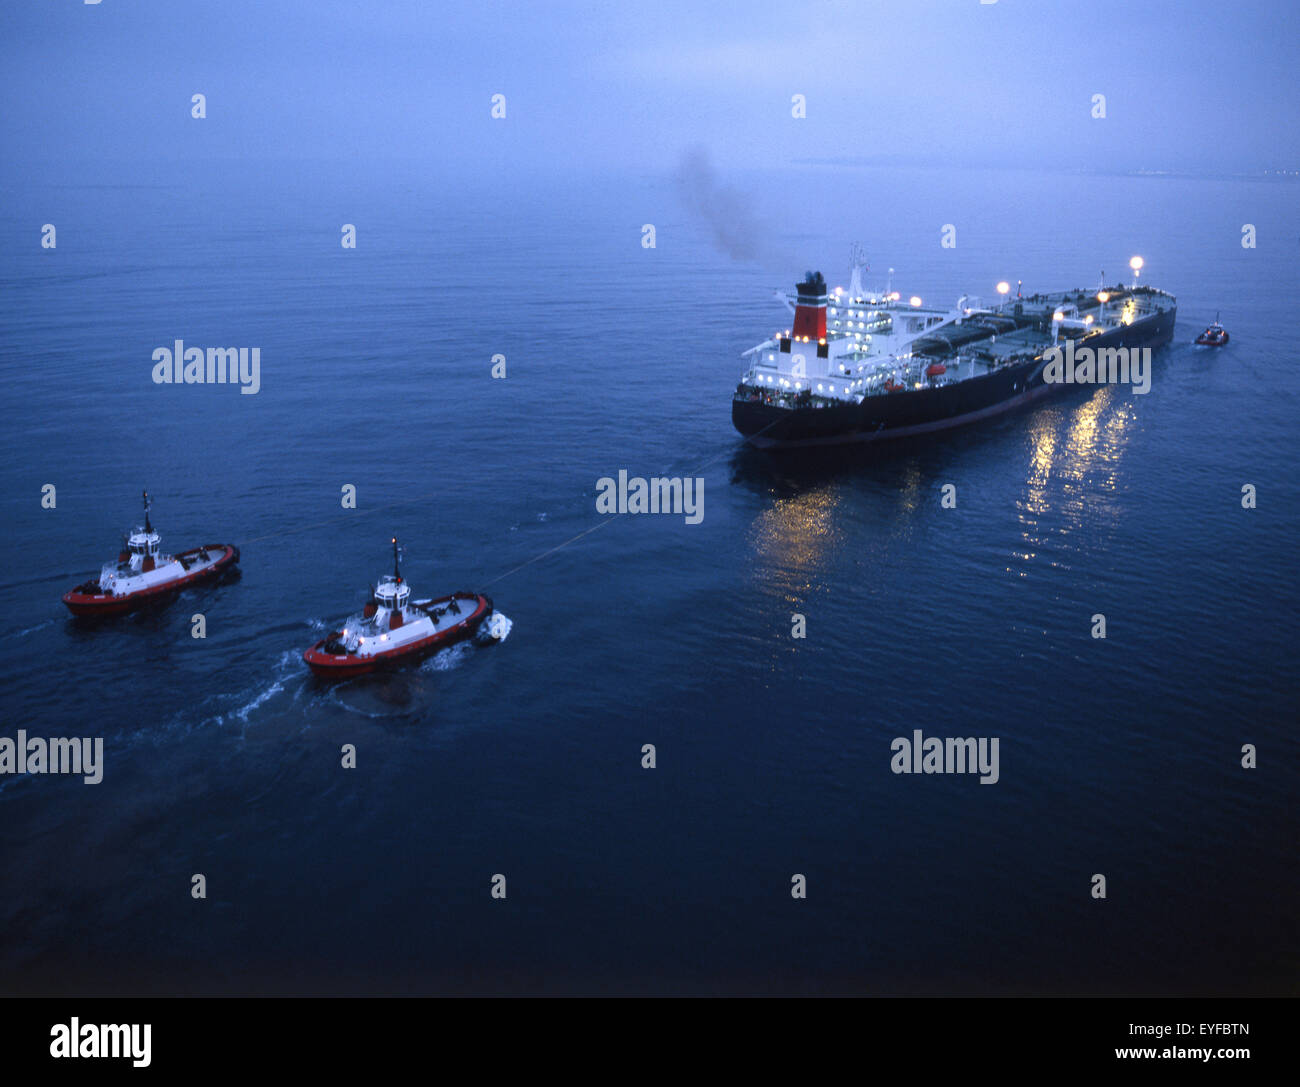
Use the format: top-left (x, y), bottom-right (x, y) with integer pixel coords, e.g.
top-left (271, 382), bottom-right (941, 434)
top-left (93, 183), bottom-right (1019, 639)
top-left (303, 539), bottom-right (503, 678)
top-left (62, 491), bottom-right (239, 616)
top-left (1195, 314), bottom-right (1229, 346)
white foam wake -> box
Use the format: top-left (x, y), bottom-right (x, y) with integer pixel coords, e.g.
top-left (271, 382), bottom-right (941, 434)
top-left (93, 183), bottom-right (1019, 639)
top-left (232, 680), bottom-right (283, 723)
top-left (419, 641), bottom-right (474, 672)
top-left (4, 619), bottom-right (55, 641)
top-left (486, 611), bottom-right (512, 642)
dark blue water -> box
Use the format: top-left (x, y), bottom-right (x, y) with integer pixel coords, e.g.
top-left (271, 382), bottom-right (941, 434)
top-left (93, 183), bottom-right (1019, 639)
top-left (1, 161), bottom-right (1296, 995)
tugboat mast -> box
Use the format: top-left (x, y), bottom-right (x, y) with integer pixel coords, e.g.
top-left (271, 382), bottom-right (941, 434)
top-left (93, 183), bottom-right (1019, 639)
top-left (392, 537), bottom-right (402, 583)
top-left (142, 489), bottom-right (152, 533)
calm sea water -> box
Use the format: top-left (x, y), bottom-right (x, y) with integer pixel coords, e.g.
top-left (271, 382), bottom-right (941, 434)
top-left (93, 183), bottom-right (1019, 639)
top-left (0, 161), bottom-right (1296, 995)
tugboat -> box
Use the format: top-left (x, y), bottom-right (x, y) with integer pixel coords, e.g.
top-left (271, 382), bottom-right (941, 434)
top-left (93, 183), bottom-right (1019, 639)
top-left (303, 539), bottom-right (503, 678)
top-left (1195, 314), bottom-right (1229, 346)
top-left (732, 251), bottom-right (1178, 448)
top-left (62, 491), bottom-right (240, 616)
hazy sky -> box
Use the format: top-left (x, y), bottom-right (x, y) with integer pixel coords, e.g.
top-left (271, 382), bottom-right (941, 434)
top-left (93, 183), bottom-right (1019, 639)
top-left (2, 0), bottom-right (1297, 176)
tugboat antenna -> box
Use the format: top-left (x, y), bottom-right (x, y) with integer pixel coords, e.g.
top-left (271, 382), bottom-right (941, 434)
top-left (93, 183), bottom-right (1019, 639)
top-left (142, 489), bottom-right (152, 533)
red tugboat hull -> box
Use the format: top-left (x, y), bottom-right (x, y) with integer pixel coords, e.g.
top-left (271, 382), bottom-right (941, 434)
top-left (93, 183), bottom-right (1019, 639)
top-left (303, 592), bottom-right (493, 678)
top-left (62, 544), bottom-right (240, 616)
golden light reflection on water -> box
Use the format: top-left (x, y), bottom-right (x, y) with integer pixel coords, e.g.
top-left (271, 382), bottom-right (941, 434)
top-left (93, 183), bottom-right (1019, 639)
top-left (747, 464), bottom-right (929, 608)
top-left (1066, 390), bottom-right (1107, 467)
top-left (1012, 388), bottom-right (1138, 576)
top-left (1064, 386), bottom-right (1136, 498)
top-left (1025, 414), bottom-right (1057, 511)
top-left (745, 487), bottom-right (845, 682)
top-left (893, 460), bottom-right (926, 523)
top-left (749, 485), bottom-right (841, 602)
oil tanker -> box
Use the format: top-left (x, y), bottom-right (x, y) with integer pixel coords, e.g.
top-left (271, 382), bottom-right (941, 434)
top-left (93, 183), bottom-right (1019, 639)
top-left (732, 252), bottom-right (1176, 448)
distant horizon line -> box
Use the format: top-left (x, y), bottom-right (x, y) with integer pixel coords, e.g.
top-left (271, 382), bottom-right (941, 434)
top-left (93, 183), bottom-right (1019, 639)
top-left (6, 155), bottom-right (1298, 184)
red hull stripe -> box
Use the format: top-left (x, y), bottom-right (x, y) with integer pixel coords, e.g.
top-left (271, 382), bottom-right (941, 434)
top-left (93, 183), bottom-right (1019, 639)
top-left (62, 544), bottom-right (240, 615)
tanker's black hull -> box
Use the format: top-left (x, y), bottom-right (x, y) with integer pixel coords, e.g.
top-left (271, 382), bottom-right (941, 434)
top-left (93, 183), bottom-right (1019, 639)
top-left (733, 306), bottom-right (1176, 449)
